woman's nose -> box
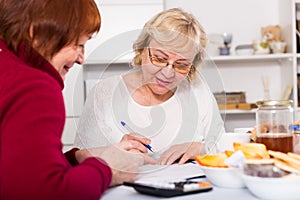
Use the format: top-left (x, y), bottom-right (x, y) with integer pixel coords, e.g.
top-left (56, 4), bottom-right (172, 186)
top-left (75, 47), bottom-right (85, 64)
top-left (75, 53), bottom-right (84, 65)
top-left (161, 63), bottom-right (175, 78)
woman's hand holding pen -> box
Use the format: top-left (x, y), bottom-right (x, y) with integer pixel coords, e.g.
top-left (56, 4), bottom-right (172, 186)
top-left (120, 133), bottom-right (151, 153)
top-left (120, 133), bottom-right (157, 164)
top-left (158, 142), bottom-right (204, 165)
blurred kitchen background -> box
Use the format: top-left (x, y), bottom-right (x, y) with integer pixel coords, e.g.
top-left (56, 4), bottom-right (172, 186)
top-left (62, 0), bottom-right (299, 151)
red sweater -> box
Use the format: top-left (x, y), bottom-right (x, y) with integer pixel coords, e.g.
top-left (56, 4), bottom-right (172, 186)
top-left (0, 40), bottom-right (112, 199)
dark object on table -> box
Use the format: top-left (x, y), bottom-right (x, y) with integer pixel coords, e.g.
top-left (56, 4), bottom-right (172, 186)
top-left (123, 180), bottom-right (212, 197)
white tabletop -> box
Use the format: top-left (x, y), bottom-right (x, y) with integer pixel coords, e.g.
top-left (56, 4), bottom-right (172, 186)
top-left (101, 163), bottom-right (260, 200)
top-left (101, 184), bottom-right (259, 200)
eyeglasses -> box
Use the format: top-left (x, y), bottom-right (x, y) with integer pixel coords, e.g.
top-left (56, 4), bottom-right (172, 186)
top-left (148, 48), bottom-right (192, 74)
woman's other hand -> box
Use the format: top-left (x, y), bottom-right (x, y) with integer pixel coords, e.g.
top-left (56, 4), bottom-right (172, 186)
top-left (158, 142), bottom-right (203, 165)
top-left (76, 145), bottom-right (143, 186)
top-left (99, 145), bottom-right (143, 186)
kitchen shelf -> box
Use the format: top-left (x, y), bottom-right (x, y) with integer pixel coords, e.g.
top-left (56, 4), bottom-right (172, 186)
top-left (85, 59), bottom-right (131, 65)
top-left (85, 51), bottom-right (134, 65)
top-left (85, 53), bottom-right (294, 65)
top-left (211, 53), bottom-right (293, 62)
top-left (220, 109), bottom-right (257, 115)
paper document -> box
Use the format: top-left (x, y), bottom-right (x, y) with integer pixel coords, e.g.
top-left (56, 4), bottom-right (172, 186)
top-left (136, 163), bottom-right (205, 183)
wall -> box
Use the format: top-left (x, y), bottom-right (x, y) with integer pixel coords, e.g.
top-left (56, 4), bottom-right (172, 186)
top-left (165, 0), bottom-right (280, 50)
top-left (78, 0), bottom-right (290, 136)
top-left (164, 0), bottom-right (293, 132)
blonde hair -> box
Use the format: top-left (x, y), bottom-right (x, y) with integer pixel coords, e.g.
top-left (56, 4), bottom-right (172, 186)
top-left (132, 8), bottom-right (207, 80)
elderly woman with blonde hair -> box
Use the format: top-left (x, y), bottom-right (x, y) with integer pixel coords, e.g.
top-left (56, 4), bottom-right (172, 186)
top-left (75, 8), bottom-right (225, 165)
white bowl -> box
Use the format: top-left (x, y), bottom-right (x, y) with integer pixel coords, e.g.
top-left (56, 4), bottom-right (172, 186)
top-left (233, 127), bottom-right (254, 133)
top-left (242, 174), bottom-right (300, 199)
top-left (217, 132), bottom-right (252, 153)
top-left (199, 165), bottom-right (246, 188)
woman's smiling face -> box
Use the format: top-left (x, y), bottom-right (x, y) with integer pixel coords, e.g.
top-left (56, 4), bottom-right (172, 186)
top-left (49, 34), bottom-right (90, 80)
top-left (141, 40), bottom-right (196, 95)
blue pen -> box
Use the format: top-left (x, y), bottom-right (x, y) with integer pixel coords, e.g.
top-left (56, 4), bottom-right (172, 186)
top-left (120, 121), bottom-right (153, 152)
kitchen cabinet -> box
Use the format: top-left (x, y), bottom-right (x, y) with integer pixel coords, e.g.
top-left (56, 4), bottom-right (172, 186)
top-left (164, 0), bottom-right (298, 131)
top-left (61, 0), bottom-right (164, 151)
top-left (210, 54), bottom-right (294, 131)
top-left (62, 0), bottom-right (300, 144)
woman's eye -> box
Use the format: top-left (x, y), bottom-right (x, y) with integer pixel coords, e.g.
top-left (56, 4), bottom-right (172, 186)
top-left (174, 62), bottom-right (190, 69)
top-left (77, 44), bottom-right (85, 53)
top-left (155, 56), bottom-right (168, 63)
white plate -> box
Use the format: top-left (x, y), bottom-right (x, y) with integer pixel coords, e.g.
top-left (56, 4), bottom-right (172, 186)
top-left (242, 174), bottom-right (300, 199)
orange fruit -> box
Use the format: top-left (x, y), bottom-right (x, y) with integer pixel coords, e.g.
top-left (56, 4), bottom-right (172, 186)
top-left (195, 153), bottom-right (228, 168)
top-left (233, 142), bottom-right (269, 159)
top-left (224, 150), bottom-right (234, 157)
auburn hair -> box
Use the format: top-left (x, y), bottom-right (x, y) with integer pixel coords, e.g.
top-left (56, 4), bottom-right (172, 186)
top-left (0, 0), bottom-right (101, 59)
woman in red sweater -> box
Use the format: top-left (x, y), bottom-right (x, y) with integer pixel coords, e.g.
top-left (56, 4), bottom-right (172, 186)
top-left (0, 0), bottom-right (149, 199)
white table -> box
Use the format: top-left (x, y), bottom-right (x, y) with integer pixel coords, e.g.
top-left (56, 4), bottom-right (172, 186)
top-left (102, 184), bottom-right (259, 200)
top-left (101, 186), bottom-right (258, 200)
top-left (101, 163), bottom-right (260, 200)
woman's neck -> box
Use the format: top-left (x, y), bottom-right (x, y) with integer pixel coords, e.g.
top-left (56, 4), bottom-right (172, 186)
top-left (123, 71), bottom-right (175, 106)
top-left (137, 84), bottom-right (174, 106)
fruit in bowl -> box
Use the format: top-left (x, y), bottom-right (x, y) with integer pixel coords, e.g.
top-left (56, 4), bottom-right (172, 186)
top-left (194, 142), bottom-right (271, 188)
top-left (243, 150), bottom-right (300, 177)
top-left (195, 142), bottom-right (270, 168)
top-left (242, 150), bottom-right (300, 199)
top-left (195, 153), bottom-right (228, 168)
top-left (195, 152), bottom-right (246, 188)
top-left (233, 142), bottom-right (270, 159)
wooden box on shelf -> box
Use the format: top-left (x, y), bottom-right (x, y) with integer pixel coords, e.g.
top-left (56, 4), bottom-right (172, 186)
top-left (218, 103), bottom-right (257, 110)
top-left (214, 91), bottom-right (246, 104)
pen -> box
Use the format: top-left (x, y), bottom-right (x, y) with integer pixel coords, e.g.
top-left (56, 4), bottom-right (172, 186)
top-left (120, 121), bottom-right (153, 152)
top-left (173, 158), bottom-right (197, 164)
top-left (185, 175), bottom-right (206, 180)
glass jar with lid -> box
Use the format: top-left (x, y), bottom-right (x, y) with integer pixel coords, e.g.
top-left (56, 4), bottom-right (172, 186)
top-left (255, 100), bottom-right (294, 153)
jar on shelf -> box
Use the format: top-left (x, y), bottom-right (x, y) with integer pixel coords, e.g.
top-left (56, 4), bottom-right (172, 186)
top-left (255, 100), bottom-right (294, 153)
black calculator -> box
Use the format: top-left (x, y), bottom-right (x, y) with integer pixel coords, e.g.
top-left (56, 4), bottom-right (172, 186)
top-left (123, 180), bottom-right (213, 197)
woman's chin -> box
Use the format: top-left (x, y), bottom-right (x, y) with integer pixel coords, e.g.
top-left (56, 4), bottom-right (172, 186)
top-left (151, 85), bottom-right (173, 96)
